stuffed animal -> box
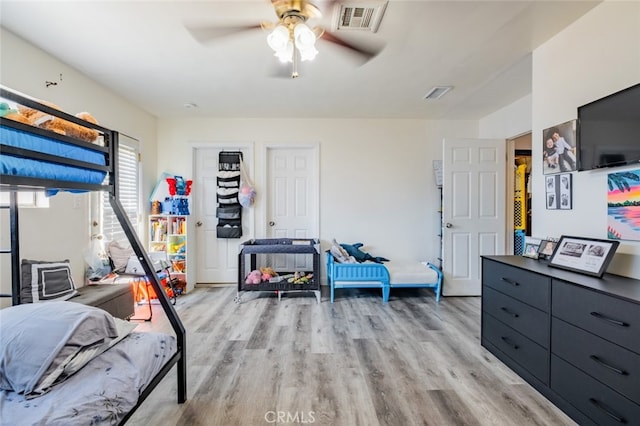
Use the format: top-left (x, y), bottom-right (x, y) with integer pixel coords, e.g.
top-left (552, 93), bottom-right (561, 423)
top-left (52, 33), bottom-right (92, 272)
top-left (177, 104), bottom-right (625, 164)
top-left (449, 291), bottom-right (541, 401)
top-left (340, 242), bottom-right (389, 264)
top-left (245, 269), bottom-right (262, 284)
top-left (0, 102), bottom-right (32, 125)
top-left (260, 266), bottom-right (277, 281)
top-left (17, 102), bottom-right (99, 143)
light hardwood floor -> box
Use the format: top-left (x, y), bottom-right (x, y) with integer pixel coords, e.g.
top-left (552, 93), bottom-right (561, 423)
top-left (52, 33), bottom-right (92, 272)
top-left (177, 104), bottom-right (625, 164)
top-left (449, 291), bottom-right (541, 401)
top-left (126, 287), bottom-right (576, 426)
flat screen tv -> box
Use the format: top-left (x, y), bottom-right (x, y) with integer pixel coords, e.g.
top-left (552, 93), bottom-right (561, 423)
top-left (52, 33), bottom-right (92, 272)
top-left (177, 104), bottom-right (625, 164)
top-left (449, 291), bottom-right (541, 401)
top-left (577, 83), bottom-right (640, 171)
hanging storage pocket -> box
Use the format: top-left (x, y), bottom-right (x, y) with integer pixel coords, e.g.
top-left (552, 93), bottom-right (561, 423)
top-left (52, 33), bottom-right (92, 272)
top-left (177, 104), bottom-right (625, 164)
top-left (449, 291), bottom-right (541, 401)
top-left (216, 219), bottom-right (242, 238)
top-left (216, 205), bottom-right (241, 219)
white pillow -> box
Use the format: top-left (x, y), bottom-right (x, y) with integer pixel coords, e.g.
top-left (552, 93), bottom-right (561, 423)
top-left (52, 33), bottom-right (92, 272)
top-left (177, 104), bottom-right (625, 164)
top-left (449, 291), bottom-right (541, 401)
top-left (107, 239), bottom-right (134, 273)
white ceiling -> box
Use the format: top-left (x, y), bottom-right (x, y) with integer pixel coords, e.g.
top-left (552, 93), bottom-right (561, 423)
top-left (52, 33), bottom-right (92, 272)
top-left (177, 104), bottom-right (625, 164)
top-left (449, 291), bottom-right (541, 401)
top-left (0, 0), bottom-right (600, 120)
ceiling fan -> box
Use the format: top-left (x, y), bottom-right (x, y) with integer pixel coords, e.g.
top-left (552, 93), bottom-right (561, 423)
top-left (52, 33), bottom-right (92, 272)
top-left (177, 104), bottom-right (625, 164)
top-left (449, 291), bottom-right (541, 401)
top-left (186, 0), bottom-right (384, 78)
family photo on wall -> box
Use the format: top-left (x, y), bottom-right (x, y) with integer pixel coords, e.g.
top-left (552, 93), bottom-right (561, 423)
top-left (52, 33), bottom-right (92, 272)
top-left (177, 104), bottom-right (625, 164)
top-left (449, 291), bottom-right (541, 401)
top-left (543, 120), bottom-right (577, 174)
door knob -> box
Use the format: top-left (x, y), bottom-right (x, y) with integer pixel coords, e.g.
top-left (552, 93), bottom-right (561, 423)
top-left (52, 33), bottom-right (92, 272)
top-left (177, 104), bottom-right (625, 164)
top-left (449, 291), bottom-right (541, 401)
top-left (196, 221), bottom-right (202, 227)
top-left (445, 223), bottom-right (453, 228)
top-left (269, 221), bottom-right (275, 226)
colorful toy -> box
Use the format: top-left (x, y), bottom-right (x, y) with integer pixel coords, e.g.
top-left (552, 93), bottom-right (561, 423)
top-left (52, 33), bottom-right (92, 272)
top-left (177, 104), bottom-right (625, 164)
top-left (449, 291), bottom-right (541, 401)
top-left (245, 269), bottom-right (262, 284)
top-left (260, 266), bottom-right (278, 281)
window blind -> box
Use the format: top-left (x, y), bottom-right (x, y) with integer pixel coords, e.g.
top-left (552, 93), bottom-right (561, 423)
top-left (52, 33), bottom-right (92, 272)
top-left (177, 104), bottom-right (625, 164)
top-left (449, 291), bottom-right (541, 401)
top-left (101, 138), bottom-right (140, 242)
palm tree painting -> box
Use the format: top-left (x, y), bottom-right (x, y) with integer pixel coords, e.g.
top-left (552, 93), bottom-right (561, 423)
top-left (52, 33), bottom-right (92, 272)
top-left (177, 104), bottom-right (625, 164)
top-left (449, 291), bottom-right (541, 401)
top-left (607, 169), bottom-right (640, 241)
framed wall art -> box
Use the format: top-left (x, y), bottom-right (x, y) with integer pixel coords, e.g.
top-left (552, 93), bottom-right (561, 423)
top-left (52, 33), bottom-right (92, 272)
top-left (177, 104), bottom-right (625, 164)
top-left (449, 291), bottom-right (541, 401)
top-left (607, 168), bottom-right (640, 241)
top-left (543, 119), bottom-right (577, 175)
top-left (546, 173), bottom-right (572, 210)
top-left (548, 235), bottom-right (619, 277)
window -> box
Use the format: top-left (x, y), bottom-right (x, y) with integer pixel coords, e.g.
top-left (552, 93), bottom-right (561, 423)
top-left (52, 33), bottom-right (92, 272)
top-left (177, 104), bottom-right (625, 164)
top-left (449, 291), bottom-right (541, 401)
top-left (100, 135), bottom-right (140, 242)
top-left (0, 191), bottom-right (49, 208)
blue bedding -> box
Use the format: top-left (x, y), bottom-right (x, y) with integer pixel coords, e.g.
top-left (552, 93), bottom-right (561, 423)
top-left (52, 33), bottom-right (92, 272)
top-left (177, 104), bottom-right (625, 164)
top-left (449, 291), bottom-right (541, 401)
top-left (0, 124), bottom-right (106, 185)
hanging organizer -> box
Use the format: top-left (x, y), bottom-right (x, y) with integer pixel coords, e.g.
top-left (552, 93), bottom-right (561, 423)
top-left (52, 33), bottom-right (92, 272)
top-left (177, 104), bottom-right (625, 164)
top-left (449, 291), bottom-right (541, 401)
top-left (216, 151), bottom-right (243, 238)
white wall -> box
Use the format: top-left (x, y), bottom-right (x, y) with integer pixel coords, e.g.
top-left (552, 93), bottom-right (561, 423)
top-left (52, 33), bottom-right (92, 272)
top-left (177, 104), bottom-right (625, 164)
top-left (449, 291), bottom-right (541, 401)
top-left (531, 2), bottom-right (640, 277)
top-left (0, 29), bottom-right (158, 294)
top-left (157, 118), bottom-right (478, 266)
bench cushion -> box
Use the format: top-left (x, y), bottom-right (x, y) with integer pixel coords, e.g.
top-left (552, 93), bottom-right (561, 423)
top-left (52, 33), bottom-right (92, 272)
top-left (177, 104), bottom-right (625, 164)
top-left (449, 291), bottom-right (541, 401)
top-left (72, 283), bottom-right (134, 320)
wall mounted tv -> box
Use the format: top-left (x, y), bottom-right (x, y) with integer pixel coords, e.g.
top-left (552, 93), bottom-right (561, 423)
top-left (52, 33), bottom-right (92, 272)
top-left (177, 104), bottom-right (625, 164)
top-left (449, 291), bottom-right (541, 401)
top-left (577, 83), bottom-right (640, 171)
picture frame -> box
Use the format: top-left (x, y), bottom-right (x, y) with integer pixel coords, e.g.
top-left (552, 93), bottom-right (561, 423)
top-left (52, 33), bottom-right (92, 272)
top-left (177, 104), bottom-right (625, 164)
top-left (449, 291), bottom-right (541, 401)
top-left (543, 119), bottom-right (577, 175)
top-left (548, 235), bottom-right (620, 278)
top-left (546, 173), bottom-right (572, 210)
top-left (537, 239), bottom-right (558, 260)
top-left (522, 236), bottom-right (542, 259)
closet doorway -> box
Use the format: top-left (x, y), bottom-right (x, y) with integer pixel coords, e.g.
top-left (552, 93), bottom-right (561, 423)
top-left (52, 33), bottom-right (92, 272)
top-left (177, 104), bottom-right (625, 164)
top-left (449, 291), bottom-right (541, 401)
top-left (507, 133), bottom-right (532, 255)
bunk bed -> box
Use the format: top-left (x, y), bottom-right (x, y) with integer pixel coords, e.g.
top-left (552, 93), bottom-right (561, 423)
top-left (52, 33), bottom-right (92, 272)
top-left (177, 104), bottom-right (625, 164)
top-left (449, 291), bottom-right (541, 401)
top-left (0, 86), bottom-right (186, 425)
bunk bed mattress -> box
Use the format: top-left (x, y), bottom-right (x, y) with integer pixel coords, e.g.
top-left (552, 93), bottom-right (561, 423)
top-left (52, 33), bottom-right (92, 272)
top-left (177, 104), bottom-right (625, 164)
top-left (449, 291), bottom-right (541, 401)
top-left (0, 331), bottom-right (176, 425)
top-left (0, 125), bottom-right (106, 184)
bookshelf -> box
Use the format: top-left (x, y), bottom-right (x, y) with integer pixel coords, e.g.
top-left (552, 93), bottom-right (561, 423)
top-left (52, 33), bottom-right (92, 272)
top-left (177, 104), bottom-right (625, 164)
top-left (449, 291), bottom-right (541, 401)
top-left (148, 214), bottom-right (189, 287)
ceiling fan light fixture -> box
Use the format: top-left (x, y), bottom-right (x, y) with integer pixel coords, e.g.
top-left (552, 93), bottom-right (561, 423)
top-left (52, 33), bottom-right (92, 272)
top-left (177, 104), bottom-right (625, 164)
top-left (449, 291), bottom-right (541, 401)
top-left (293, 22), bottom-right (318, 61)
top-left (267, 25), bottom-right (290, 52)
top-left (275, 40), bottom-right (294, 63)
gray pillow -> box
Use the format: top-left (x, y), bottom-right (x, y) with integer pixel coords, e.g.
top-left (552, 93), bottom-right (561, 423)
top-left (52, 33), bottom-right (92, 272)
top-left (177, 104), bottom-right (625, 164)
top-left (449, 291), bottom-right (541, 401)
top-left (0, 301), bottom-right (119, 397)
top-left (21, 259), bottom-right (78, 303)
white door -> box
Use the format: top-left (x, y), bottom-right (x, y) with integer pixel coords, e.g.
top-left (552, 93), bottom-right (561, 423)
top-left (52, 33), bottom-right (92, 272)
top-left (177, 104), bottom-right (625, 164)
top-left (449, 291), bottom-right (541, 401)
top-left (442, 138), bottom-right (506, 296)
top-left (194, 146), bottom-right (254, 283)
top-left (265, 145), bottom-right (319, 272)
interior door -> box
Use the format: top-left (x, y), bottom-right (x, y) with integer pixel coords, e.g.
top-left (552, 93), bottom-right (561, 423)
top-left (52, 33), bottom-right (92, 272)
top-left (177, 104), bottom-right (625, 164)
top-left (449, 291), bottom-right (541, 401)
top-left (265, 145), bottom-right (319, 272)
top-left (442, 138), bottom-right (506, 296)
top-left (194, 146), bottom-right (253, 283)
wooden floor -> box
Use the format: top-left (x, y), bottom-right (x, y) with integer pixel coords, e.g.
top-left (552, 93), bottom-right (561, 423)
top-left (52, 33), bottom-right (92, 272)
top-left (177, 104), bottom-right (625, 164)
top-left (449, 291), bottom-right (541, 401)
top-left (127, 286), bottom-right (576, 426)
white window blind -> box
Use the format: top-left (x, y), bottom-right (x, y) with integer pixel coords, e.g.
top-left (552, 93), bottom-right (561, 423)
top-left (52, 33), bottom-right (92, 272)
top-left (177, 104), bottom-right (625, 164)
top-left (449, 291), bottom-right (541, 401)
top-left (101, 136), bottom-right (140, 242)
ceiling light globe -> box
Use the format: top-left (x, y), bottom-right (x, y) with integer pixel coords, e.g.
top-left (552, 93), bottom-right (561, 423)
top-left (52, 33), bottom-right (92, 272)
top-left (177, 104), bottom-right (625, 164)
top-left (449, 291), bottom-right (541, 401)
top-left (298, 45), bottom-right (319, 62)
top-left (267, 25), bottom-right (290, 52)
top-left (293, 23), bottom-right (316, 50)
top-left (274, 40), bottom-right (294, 63)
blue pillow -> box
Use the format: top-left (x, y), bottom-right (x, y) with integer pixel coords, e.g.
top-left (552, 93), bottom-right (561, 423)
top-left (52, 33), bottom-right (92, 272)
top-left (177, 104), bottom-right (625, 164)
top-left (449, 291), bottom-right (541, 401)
top-left (340, 243), bottom-right (389, 263)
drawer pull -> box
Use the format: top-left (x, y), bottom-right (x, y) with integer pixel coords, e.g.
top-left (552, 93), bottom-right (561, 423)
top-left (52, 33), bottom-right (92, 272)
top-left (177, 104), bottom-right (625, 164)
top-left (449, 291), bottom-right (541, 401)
top-left (590, 355), bottom-right (628, 376)
top-left (588, 398), bottom-right (626, 423)
top-left (500, 307), bottom-right (519, 318)
top-left (590, 312), bottom-right (629, 327)
top-left (500, 336), bottom-right (519, 350)
top-left (500, 277), bottom-right (519, 286)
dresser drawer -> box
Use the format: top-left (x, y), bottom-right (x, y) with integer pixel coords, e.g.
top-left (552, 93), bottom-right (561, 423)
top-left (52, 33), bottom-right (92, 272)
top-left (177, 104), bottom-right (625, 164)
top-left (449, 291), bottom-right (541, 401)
top-left (482, 259), bottom-right (550, 311)
top-left (483, 286), bottom-right (549, 347)
top-left (553, 319), bottom-right (640, 403)
top-left (551, 355), bottom-right (640, 426)
top-left (552, 280), bottom-right (640, 354)
top-left (482, 313), bottom-right (548, 383)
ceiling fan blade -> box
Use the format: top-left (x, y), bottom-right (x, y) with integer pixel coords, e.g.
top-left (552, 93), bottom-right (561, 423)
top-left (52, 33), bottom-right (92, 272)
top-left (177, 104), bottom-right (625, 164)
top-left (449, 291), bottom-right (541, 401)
top-left (185, 23), bottom-right (263, 46)
top-left (320, 30), bottom-right (383, 63)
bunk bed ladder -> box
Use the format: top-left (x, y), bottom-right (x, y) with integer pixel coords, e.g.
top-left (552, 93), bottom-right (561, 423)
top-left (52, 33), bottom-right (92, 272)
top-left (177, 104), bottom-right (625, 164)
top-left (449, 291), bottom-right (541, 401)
top-left (108, 194), bottom-right (187, 405)
top-left (0, 191), bottom-right (21, 305)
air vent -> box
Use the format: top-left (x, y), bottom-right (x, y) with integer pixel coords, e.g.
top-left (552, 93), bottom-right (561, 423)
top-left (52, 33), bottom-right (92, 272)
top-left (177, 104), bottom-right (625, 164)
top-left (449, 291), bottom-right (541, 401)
top-left (423, 86), bottom-right (453, 100)
top-left (332, 1), bottom-right (388, 33)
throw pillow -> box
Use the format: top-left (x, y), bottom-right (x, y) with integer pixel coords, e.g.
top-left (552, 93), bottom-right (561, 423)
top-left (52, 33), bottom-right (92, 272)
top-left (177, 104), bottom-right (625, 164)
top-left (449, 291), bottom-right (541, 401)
top-left (106, 239), bottom-right (134, 273)
top-left (340, 242), bottom-right (390, 264)
top-left (20, 259), bottom-right (77, 303)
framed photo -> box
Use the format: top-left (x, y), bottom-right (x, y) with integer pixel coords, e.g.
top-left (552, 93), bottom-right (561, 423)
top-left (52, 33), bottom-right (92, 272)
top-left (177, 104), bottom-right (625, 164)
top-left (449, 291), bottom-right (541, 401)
top-left (537, 240), bottom-right (558, 260)
top-left (543, 119), bottom-right (577, 175)
top-left (546, 173), bottom-right (572, 210)
top-left (548, 236), bottom-right (620, 277)
top-left (523, 236), bottom-right (542, 259)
